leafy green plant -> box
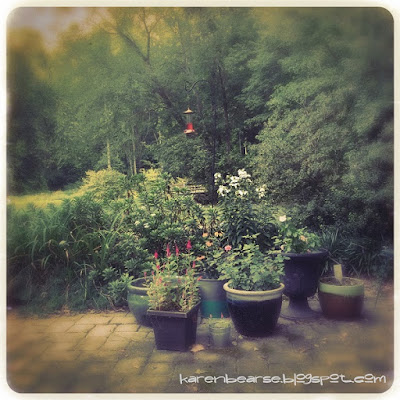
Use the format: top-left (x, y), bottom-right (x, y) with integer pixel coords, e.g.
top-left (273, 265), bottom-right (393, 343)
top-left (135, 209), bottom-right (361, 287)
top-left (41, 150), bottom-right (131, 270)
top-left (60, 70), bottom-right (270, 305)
top-left (273, 215), bottom-right (321, 254)
top-left (146, 243), bottom-right (200, 312)
top-left (215, 239), bottom-right (284, 291)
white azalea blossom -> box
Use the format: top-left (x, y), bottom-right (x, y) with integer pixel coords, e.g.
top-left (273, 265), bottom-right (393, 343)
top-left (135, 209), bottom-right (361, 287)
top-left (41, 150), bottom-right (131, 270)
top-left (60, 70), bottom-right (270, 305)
top-left (135, 220), bottom-right (141, 226)
top-left (214, 172), bottom-right (222, 181)
top-left (236, 190), bottom-right (248, 197)
top-left (279, 215), bottom-right (287, 222)
top-left (237, 169), bottom-right (251, 179)
top-left (256, 185), bottom-right (266, 198)
top-left (217, 185), bottom-right (230, 197)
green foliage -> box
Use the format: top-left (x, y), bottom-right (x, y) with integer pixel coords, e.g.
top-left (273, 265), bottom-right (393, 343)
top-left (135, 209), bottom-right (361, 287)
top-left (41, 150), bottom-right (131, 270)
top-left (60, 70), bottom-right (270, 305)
top-left (215, 239), bottom-right (284, 291)
top-left (80, 169), bottom-right (127, 202)
top-left (215, 169), bottom-right (275, 248)
top-left (273, 215), bottom-right (321, 254)
top-left (123, 172), bottom-right (206, 253)
top-left (249, 8), bottom-right (393, 240)
top-left (321, 227), bottom-right (393, 278)
top-left (146, 252), bottom-right (200, 312)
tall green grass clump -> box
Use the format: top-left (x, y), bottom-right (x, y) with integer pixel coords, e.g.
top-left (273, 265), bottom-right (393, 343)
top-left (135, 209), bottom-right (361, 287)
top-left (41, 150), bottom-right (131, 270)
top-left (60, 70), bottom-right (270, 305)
top-left (7, 169), bottom-right (208, 314)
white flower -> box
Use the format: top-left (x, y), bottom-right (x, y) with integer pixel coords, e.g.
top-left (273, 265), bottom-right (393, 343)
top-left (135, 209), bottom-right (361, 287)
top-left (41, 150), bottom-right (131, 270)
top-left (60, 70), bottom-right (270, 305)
top-left (237, 169), bottom-right (251, 179)
top-left (214, 172), bottom-right (222, 181)
top-left (135, 220), bottom-right (141, 226)
top-left (279, 215), bottom-right (287, 222)
top-left (256, 186), bottom-right (266, 198)
top-left (217, 185), bottom-right (230, 197)
top-left (144, 223), bottom-right (150, 229)
top-left (229, 175), bottom-right (240, 188)
top-left (236, 190), bottom-right (248, 197)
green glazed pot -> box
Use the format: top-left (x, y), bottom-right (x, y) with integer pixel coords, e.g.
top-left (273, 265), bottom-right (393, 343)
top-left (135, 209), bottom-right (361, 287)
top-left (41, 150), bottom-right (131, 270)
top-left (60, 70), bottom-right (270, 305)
top-left (127, 277), bottom-right (151, 327)
top-left (318, 277), bottom-right (364, 320)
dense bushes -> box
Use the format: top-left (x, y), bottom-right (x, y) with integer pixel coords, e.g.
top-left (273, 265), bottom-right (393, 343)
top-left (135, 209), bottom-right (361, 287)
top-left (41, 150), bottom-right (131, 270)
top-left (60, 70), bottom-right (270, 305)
top-left (7, 170), bottom-right (208, 313)
top-left (7, 168), bottom-right (393, 314)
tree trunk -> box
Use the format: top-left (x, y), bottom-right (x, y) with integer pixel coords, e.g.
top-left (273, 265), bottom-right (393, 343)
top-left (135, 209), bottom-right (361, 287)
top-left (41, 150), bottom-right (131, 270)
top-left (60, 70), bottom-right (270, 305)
top-left (218, 64), bottom-right (231, 154)
top-left (107, 139), bottom-right (111, 169)
top-left (132, 126), bottom-right (137, 175)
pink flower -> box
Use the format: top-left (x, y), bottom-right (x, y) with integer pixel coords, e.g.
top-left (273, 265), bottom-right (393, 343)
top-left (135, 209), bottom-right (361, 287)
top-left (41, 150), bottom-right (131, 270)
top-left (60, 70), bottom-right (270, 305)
top-left (156, 264), bottom-right (160, 270)
top-left (186, 239), bottom-right (192, 251)
top-left (154, 251), bottom-right (159, 260)
top-left (175, 245), bottom-right (180, 257)
top-left (166, 244), bottom-right (171, 258)
top-left (192, 261), bottom-right (196, 269)
top-left (224, 245), bottom-right (232, 252)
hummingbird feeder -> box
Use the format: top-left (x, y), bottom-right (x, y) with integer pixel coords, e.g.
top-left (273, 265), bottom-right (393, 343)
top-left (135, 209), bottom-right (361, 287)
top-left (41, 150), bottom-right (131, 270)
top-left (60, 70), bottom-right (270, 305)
top-left (183, 108), bottom-right (196, 136)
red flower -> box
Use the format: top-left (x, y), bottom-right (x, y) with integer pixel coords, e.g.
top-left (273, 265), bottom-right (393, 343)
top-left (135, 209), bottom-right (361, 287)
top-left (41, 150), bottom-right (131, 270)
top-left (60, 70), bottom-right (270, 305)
top-left (144, 271), bottom-right (147, 277)
top-left (186, 239), bottom-right (192, 250)
top-left (154, 251), bottom-right (159, 260)
top-left (166, 244), bottom-right (171, 258)
top-left (197, 276), bottom-right (202, 281)
top-left (156, 264), bottom-right (160, 270)
top-left (192, 261), bottom-right (196, 269)
top-left (175, 245), bottom-right (180, 257)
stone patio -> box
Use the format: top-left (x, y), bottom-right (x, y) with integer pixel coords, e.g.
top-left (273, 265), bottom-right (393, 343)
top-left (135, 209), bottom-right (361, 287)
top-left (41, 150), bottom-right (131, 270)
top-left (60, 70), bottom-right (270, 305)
top-left (6, 280), bottom-right (394, 394)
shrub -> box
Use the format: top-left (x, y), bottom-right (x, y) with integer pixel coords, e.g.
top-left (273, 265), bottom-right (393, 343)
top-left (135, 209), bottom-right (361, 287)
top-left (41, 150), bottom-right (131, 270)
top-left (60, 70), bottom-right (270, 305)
top-left (78, 169), bottom-right (127, 202)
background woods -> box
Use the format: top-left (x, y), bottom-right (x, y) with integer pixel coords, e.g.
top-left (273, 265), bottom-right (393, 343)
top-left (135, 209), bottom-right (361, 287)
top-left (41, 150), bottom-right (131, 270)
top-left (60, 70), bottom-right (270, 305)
top-left (6, 7), bottom-right (393, 312)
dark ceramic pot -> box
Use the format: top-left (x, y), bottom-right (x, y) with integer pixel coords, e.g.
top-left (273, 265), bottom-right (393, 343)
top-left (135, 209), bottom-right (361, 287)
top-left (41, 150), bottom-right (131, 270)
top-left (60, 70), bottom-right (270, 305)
top-left (223, 281), bottom-right (284, 337)
top-left (281, 251), bottom-right (327, 319)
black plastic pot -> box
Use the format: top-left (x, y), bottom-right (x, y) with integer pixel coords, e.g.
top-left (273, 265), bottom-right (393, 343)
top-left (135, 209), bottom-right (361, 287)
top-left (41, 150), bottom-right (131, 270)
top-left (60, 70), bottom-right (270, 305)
top-left (223, 282), bottom-right (284, 337)
top-left (147, 303), bottom-right (201, 351)
top-left (281, 251), bottom-right (328, 319)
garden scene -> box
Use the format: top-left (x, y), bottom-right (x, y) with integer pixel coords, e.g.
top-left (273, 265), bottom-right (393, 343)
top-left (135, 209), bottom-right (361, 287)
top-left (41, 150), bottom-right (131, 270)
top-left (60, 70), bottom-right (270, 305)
top-left (6, 7), bottom-right (394, 395)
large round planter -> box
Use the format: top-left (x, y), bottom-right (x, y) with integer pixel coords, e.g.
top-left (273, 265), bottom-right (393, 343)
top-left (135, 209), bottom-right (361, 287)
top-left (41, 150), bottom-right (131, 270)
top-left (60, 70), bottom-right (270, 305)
top-left (127, 278), bottom-right (152, 327)
top-left (147, 303), bottom-right (201, 351)
top-left (281, 251), bottom-right (327, 319)
top-left (318, 277), bottom-right (364, 320)
top-left (223, 282), bottom-right (284, 337)
top-left (198, 278), bottom-right (229, 318)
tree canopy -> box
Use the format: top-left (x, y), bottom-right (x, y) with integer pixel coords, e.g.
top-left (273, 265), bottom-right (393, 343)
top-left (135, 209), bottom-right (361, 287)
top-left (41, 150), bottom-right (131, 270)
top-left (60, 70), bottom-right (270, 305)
top-left (7, 7), bottom-right (393, 239)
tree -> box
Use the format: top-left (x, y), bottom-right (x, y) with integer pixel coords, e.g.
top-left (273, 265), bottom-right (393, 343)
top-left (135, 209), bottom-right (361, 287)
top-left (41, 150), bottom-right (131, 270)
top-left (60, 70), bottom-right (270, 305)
top-left (249, 8), bottom-right (393, 238)
top-left (7, 29), bottom-right (56, 193)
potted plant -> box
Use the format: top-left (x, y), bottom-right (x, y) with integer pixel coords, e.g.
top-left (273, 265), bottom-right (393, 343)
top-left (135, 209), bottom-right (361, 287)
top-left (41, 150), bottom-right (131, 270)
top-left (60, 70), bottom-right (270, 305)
top-left (208, 313), bottom-right (232, 347)
top-left (318, 263), bottom-right (364, 319)
top-left (216, 239), bottom-right (285, 337)
top-left (196, 231), bottom-right (230, 318)
top-left (273, 215), bottom-right (327, 319)
top-left (127, 275), bottom-right (152, 327)
top-left (146, 244), bottom-right (201, 351)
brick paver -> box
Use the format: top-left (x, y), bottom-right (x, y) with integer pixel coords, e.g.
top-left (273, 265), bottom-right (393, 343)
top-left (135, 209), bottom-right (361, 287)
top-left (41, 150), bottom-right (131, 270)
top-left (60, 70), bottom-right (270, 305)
top-left (6, 280), bottom-right (394, 394)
